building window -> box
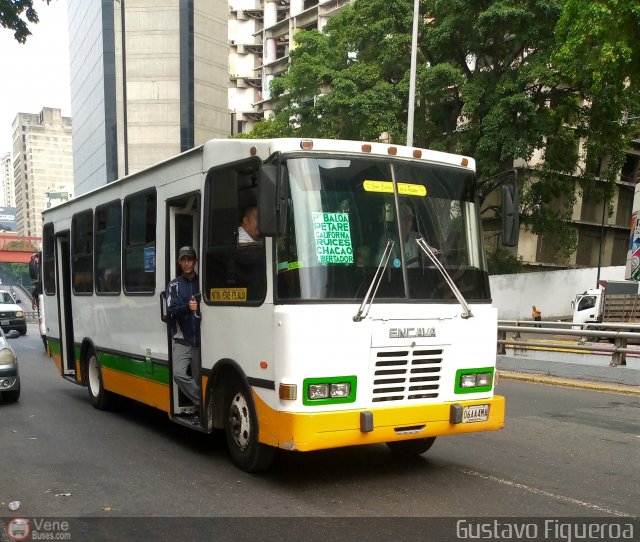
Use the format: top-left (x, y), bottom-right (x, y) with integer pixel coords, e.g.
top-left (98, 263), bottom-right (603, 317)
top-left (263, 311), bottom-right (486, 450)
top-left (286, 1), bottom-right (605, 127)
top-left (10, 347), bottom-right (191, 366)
top-left (620, 153), bottom-right (640, 184)
top-left (123, 189), bottom-right (156, 294)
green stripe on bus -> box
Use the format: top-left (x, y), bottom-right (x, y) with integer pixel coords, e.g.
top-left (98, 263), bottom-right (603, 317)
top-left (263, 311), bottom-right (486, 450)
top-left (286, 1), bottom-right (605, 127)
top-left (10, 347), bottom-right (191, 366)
top-left (48, 338), bottom-right (61, 356)
top-left (99, 351), bottom-right (170, 385)
top-left (46, 338), bottom-right (169, 385)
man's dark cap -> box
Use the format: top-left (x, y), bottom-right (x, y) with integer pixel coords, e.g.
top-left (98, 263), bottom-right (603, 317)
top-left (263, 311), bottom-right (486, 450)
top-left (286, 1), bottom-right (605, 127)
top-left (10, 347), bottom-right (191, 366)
top-left (178, 246), bottom-right (197, 261)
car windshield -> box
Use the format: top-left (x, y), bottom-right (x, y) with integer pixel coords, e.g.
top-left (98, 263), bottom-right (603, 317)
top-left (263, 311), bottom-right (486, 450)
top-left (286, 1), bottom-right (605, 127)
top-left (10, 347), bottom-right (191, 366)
top-left (0, 292), bottom-right (15, 304)
top-left (275, 156), bottom-right (490, 302)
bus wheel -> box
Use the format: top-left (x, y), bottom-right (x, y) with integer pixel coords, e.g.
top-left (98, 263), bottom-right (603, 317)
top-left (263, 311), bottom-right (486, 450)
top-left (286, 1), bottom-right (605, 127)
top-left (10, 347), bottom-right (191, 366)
top-left (86, 351), bottom-right (115, 410)
top-left (386, 437), bottom-right (436, 456)
top-left (224, 378), bottom-right (275, 472)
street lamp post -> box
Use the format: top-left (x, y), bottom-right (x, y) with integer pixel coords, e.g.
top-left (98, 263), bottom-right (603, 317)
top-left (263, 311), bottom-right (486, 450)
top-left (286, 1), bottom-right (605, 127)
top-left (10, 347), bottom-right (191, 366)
top-left (406, 0), bottom-right (420, 147)
top-left (596, 195), bottom-right (607, 287)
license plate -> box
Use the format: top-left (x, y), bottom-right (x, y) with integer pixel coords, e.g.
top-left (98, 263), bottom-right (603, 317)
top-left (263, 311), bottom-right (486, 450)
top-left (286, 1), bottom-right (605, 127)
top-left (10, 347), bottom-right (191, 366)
top-left (462, 404), bottom-right (489, 423)
top-left (1, 320), bottom-right (9, 326)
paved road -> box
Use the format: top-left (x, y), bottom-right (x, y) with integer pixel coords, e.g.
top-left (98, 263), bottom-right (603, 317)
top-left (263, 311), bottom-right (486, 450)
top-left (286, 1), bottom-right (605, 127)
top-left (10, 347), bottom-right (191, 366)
top-left (1, 326), bottom-right (637, 527)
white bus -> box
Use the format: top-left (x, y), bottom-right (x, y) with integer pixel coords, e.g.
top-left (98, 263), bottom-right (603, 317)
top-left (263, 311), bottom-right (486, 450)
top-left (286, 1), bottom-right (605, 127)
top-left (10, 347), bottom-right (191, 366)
top-left (42, 138), bottom-right (517, 471)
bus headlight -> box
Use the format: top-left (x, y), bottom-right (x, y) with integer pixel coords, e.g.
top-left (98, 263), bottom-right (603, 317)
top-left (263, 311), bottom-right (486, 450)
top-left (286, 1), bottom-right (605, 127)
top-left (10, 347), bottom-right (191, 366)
top-left (308, 384), bottom-right (329, 400)
top-left (460, 374), bottom-right (477, 388)
top-left (303, 376), bottom-right (357, 405)
top-left (15, 311), bottom-right (25, 318)
top-left (476, 373), bottom-right (493, 387)
top-left (455, 368), bottom-right (494, 393)
top-left (330, 383), bottom-right (350, 398)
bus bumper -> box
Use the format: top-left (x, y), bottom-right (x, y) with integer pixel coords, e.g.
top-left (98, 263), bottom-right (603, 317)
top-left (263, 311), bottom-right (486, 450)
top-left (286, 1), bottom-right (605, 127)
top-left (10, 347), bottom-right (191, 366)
top-left (256, 394), bottom-right (505, 452)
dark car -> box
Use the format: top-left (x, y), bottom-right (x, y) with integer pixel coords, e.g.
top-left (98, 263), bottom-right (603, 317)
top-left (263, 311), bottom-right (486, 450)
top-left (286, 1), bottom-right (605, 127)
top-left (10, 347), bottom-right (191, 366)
top-left (0, 327), bottom-right (20, 402)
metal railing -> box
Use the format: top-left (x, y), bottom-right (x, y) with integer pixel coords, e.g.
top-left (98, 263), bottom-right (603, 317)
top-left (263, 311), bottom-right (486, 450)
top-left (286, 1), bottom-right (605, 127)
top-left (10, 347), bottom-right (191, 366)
top-left (497, 320), bottom-right (640, 367)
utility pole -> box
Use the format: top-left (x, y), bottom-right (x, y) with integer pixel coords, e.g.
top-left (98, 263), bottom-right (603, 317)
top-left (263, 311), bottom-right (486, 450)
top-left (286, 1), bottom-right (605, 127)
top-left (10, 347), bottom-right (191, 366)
top-left (406, 0), bottom-right (419, 147)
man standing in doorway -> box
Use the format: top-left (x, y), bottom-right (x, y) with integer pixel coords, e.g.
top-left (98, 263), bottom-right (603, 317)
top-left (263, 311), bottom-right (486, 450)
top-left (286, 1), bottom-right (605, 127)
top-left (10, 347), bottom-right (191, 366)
top-left (166, 246), bottom-right (201, 425)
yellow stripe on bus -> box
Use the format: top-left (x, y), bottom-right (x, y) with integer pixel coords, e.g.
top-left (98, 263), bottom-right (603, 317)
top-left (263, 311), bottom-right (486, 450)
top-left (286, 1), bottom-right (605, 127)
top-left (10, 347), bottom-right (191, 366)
top-left (102, 367), bottom-right (170, 412)
top-left (253, 392), bottom-right (505, 452)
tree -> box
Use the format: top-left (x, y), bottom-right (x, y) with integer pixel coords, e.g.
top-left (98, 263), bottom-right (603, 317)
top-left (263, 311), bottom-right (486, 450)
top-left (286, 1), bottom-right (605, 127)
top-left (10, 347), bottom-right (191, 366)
top-left (1, 0), bottom-right (52, 43)
top-left (554, 0), bottom-right (640, 195)
top-left (246, 0), bottom-right (639, 258)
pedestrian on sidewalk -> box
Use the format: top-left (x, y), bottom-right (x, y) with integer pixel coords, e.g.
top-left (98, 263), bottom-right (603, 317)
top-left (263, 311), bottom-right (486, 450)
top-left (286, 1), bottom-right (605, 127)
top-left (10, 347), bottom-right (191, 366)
top-left (531, 305), bottom-right (542, 327)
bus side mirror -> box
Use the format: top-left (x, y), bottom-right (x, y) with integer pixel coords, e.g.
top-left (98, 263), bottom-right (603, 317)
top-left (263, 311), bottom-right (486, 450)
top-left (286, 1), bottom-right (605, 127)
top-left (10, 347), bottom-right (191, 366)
top-left (501, 183), bottom-right (519, 247)
top-left (258, 164), bottom-right (288, 237)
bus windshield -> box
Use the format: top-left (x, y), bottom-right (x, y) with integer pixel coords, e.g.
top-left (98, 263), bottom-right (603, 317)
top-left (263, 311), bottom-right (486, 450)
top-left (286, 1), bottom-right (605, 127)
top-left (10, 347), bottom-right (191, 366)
top-left (275, 156), bottom-right (490, 302)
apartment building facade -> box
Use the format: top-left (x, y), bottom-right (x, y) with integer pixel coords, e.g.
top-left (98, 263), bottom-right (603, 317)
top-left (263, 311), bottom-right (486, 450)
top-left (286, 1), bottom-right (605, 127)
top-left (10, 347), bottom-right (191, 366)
top-left (11, 108), bottom-right (74, 237)
top-left (0, 153), bottom-right (15, 208)
top-left (228, 0), bottom-right (350, 134)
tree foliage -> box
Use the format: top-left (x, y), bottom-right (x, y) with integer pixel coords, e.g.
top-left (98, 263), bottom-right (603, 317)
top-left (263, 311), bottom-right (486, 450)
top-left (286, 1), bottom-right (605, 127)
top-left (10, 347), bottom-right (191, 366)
top-left (0, 0), bottom-right (51, 43)
top-left (246, 0), bottom-right (640, 257)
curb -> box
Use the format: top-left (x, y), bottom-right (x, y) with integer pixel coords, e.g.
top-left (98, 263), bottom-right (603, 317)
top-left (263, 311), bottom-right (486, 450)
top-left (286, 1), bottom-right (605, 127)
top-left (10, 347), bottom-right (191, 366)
top-left (498, 370), bottom-right (640, 396)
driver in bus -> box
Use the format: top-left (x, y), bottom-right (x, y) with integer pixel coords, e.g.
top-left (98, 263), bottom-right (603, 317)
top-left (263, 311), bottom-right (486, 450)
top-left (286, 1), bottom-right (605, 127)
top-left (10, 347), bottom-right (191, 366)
top-left (238, 206), bottom-right (260, 244)
top-left (166, 245), bottom-right (201, 425)
top-left (378, 203), bottom-right (439, 268)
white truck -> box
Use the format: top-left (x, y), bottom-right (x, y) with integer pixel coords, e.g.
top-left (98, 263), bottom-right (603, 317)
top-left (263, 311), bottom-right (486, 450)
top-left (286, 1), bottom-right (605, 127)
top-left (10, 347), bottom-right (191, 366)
top-left (572, 279), bottom-right (640, 324)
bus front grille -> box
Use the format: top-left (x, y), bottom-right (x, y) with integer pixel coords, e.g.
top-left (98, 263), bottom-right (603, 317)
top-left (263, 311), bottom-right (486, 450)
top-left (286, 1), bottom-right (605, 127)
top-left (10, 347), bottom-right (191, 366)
top-left (371, 348), bottom-right (442, 402)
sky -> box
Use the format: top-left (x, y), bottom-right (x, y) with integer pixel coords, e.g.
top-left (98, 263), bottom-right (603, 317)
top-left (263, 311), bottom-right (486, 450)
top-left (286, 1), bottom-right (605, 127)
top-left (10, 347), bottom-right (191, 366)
top-left (0, 0), bottom-right (71, 154)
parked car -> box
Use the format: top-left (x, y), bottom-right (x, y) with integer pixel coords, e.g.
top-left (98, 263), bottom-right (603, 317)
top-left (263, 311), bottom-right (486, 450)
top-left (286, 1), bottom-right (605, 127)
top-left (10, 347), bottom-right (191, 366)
top-left (0, 289), bottom-right (27, 336)
top-left (0, 328), bottom-right (20, 402)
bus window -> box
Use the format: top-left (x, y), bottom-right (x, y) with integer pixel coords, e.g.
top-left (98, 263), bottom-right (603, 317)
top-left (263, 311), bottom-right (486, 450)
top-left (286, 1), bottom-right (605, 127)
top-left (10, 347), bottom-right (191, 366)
top-left (95, 200), bottom-right (122, 294)
top-left (124, 189), bottom-right (156, 294)
top-left (204, 163), bottom-right (266, 306)
top-left (72, 210), bottom-right (94, 294)
top-left (43, 223), bottom-right (56, 295)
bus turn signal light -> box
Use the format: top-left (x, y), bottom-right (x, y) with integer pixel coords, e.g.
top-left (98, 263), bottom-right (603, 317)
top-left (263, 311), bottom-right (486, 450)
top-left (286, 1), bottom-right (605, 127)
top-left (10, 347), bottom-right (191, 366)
top-left (279, 383), bottom-right (297, 400)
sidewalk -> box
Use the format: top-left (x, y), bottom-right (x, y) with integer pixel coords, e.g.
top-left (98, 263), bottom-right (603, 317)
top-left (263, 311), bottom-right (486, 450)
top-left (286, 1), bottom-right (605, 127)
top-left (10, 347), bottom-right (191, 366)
top-left (497, 350), bottom-right (640, 394)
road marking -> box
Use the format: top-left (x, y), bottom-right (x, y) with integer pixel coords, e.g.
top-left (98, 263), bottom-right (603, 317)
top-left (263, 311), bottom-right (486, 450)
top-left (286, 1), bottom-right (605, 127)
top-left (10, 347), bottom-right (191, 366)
top-left (453, 467), bottom-right (630, 517)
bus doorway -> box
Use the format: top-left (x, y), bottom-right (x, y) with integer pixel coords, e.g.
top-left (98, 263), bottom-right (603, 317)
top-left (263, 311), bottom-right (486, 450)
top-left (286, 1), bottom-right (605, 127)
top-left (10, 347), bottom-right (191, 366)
top-left (55, 233), bottom-right (76, 377)
top-left (165, 193), bottom-right (200, 418)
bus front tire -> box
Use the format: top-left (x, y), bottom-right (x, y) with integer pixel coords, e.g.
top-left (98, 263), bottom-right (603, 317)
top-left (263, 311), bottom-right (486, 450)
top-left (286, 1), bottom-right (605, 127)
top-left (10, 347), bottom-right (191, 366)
top-left (386, 437), bottom-right (436, 456)
top-left (86, 351), bottom-right (115, 410)
top-left (224, 378), bottom-right (275, 472)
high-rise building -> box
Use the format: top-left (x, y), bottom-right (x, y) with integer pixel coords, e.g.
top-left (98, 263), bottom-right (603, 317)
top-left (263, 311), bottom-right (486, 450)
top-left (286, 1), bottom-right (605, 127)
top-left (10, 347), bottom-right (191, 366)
top-left (68, 0), bottom-right (230, 195)
top-left (0, 152), bottom-right (14, 208)
top-left (228, 0), bottom-right (350, 135)
top-left (11, 108), bottom-right (74, 237)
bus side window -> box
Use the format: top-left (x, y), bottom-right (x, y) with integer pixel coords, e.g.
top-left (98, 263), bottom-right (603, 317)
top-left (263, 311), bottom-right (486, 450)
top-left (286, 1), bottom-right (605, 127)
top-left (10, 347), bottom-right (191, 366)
top-left (204, 161), bottom-right (266, 306)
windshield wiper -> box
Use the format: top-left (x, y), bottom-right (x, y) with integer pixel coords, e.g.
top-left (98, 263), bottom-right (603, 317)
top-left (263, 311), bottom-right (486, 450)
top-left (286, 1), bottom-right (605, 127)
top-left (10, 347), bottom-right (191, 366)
top-left (353, 240), bottom-right (394, 322)
top-left (416, 238), bottom-right (473, 319)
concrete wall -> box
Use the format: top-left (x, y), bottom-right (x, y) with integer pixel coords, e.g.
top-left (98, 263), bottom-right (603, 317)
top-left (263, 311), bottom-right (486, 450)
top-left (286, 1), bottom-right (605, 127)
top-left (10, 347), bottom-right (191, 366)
top-left (489, 266), bottom-right (627, 320)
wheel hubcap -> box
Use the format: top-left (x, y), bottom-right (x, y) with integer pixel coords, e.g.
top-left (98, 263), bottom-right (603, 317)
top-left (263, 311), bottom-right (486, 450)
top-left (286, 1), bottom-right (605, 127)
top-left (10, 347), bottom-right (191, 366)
top-left (88, 356), bottom-right (100, 397)
top-left (228, 392), bottom-right (251, 450)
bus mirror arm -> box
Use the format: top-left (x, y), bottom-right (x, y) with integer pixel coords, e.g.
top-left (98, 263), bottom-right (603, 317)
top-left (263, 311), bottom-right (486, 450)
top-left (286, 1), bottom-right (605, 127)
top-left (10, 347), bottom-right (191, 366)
top-left (258, 164), bottom-right (288, 237)
top-left (479, 169), bottom-right (519, 248)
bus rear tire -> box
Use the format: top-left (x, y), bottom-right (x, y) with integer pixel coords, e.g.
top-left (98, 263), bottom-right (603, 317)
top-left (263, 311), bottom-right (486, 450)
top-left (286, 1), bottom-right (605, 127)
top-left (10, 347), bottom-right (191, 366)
top-left (224, 377), bottom-right (275, 472)
top-left (386, 437), bottom-right (436, 456)
top-left (86, 351), bottom-right (115, 410)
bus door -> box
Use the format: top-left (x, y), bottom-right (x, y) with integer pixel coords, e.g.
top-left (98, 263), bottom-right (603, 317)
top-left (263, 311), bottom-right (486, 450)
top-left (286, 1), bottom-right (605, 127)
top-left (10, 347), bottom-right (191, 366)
top-left (164, 193), bottom-right (200, 415)
top-left (55, 232), bottom-right (76, 377)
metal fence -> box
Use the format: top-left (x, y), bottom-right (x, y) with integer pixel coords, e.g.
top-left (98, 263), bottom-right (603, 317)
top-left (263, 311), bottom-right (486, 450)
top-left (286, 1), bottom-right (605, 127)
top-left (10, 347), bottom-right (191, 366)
top-left (497, 320), bottom-right (640, 367)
